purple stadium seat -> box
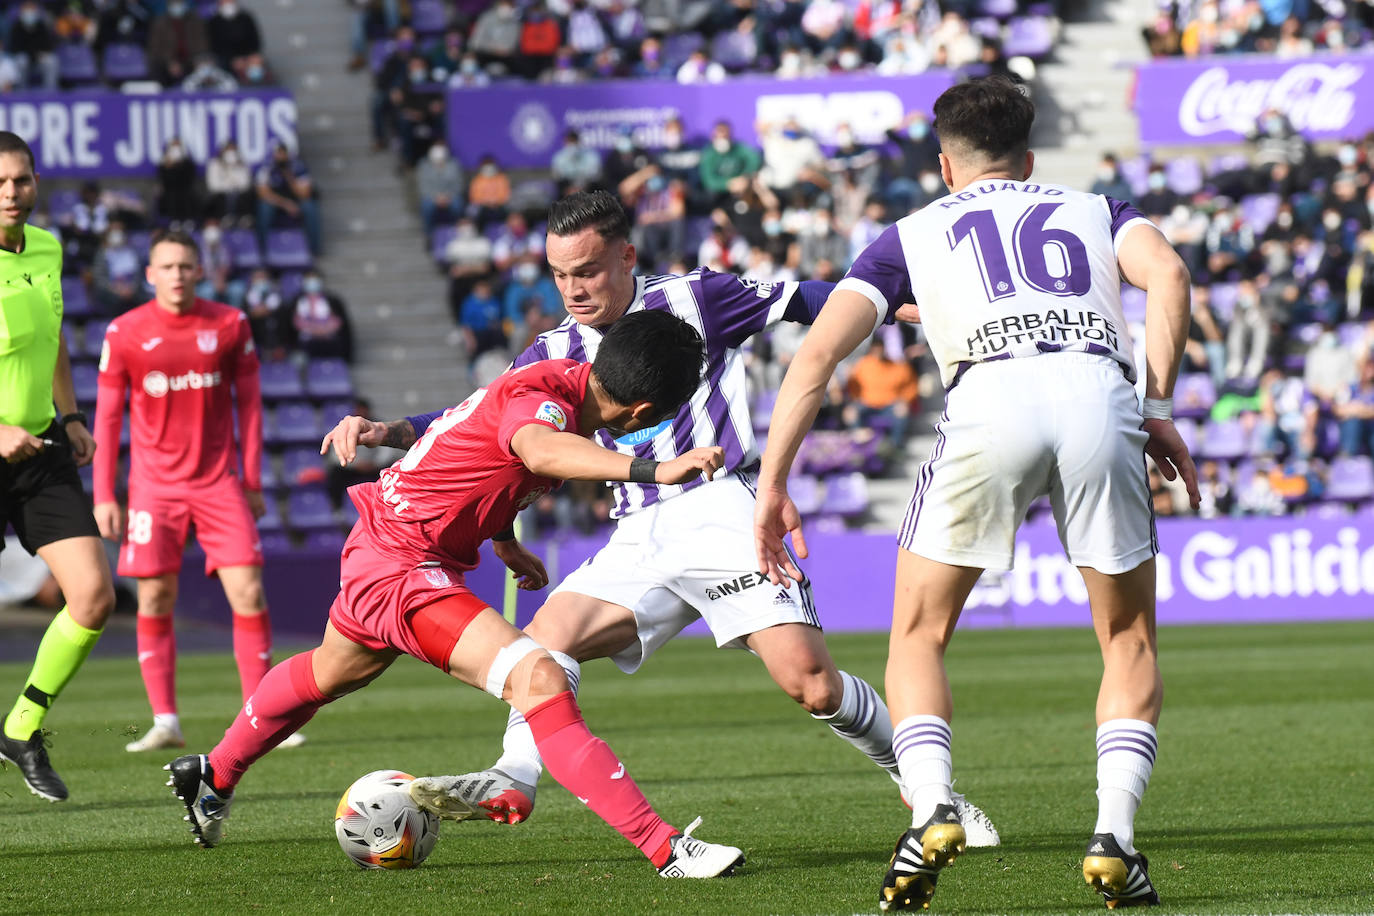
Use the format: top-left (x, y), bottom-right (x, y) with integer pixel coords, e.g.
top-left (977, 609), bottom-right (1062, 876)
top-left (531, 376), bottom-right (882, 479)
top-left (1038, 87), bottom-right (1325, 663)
top-left (305, 358), bottom-right (354, 399)
top-left (1002, 16), bottom-right (1054, 59)
top-left (1208, 152), bottom-right (1250, 176)
top-left (711, 30), bottom-right (757, 71)
top-left (1027, 1), bottom-right (1057, 13)
top-left (259, 360), bottom-right (305, 401)
top-left (1120, 284), bottom-right (1147, 323)
top-left (411, 0), bottom-right (448, 34)
top-left (62, 277), bottom-right (95, 319)
top-left (226, 228), bottom-right (263, 270)
top-left (1166, 157), bottom-right (1203, 195)
top-left (304, 529), bottom-right (348, 553)
top-left (978, 0), bottom-right (1018, 18)
top-left (970, 17), bottom-right (1002, 38)
top-left (269, 402), bottom-right (322, 446)
top-left (281, 446), bottom-right (325, 486)
top-left (103, 43), bottom-right (149, 82)
top-left (1173, 373), bottom-right (1216, 419)
top-left (264, 229), bottom-right (312, 270)
top-left (788, 474), bottom-right (823, 515)
top-left (1325, 456), bottom-right (1374, 501)
top-left (57, 41), bottom-right (99, 85)
top-left (286, 489), bottom-right (338, 531)
top-left (1209, 282), bottom-right (1238, 321)
top-left (319, 399), bottom-right (358, 425)
top-left (1239, 193), bottom-right (1280, 235)
top-left (277, 271), bottom-right (304, 303)
top-left (1119, 155), bottom-right (1151, 199)
top-left (82, 319), bottom-right (110, 358)
top-left (47, 189), bottom-right (81, 225)
top-left (1198, 418), bottom-right (1249, 461)
top-left (128, 230), bottom-right (152, 261)
top-left (661, 33), bottom-right (704, 67)
top-left (431, 224), bottom-right (456, 263)
top-left (71, 363), bottom-right (99, 403)
top-left (369, 40), bottom-right (394, 74)
top-left (820, 472), bottom-right (869, 517)
top-left (257, 496), bottom-right (284, 531)
top-left (1174, 417), bottom-right (1199, 454)
top-left (259, 531), bottom-right (294, 554)
top-left (1337, 322), bottom-right (1367, 350)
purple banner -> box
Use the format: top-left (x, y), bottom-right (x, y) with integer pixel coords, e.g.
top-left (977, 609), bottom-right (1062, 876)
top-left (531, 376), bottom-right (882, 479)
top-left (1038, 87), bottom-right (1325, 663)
top-left (0, 89), bottom-right (298, 178)
top-left (446, 72), bottom-right (956, 170)
top-left (178, 515), bottom-right (1374, 639)
top-left (1133, 53), bottom-right (1374, 146)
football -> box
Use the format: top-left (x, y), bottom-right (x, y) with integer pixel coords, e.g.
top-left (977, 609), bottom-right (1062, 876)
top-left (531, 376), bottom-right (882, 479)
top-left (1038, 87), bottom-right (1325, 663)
top-left (334, 770), bottom-right (441, 870)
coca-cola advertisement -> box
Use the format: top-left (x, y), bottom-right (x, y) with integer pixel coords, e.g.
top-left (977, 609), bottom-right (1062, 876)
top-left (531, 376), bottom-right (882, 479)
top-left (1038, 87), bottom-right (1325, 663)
top-left (1133, 53), bottom-right (1372, 146)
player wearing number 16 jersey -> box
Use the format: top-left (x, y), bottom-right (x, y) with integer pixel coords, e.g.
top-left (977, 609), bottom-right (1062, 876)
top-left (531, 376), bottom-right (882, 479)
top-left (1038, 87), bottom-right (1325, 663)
top-left (753, 78), bottom-right (1200, 910)
top-left (93, 231), bottom-right (286, 755)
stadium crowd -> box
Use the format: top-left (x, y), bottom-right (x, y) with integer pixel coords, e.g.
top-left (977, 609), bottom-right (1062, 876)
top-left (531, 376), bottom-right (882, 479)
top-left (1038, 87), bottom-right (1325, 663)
top-left (1142, 0), bottom-right (1374, 57)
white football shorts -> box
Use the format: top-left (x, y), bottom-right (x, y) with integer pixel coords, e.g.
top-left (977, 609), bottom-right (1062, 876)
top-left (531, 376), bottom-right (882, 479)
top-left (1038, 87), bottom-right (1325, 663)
top-left (899, 352), bottom-right (1157, 574)
top-left (552, 469), bottom-right (820, 673)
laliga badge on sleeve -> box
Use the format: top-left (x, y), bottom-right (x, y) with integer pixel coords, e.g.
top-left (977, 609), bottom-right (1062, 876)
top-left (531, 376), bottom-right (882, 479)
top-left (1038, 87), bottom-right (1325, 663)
top-left (535, 401), bottom-right (568, 430)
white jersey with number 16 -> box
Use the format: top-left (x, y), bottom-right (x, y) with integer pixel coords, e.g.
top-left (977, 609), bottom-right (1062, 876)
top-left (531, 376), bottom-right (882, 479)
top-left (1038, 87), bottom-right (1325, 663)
top-left (838, 181), bottom-right (1152, 390)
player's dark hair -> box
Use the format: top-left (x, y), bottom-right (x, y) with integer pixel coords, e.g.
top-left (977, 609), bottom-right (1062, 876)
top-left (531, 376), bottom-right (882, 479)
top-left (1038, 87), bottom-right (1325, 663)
top-left (932, 76), bottom-right (1035, 164)
top-left (593, 310), bottom-right (704, 418)
top-left (547, 190), bottom-right (630, 242)
top-left (0, 131), bottom-right (36, 172)
top-left (149, 228), bottom-right (201, 261)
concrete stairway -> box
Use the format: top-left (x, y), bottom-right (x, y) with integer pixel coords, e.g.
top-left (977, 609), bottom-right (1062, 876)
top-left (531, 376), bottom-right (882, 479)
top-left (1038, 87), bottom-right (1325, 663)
top-left (251, 0), bottom-right (465, 419)
top-left (1025, 0), bottom-right (1151, 191)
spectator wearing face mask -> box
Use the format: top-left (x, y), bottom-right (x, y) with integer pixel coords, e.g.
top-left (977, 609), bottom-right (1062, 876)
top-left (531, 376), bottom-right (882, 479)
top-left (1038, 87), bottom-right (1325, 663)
top-left (393, 55), bottom-right (445, 168)
top-left (621, 164), bottom-right (687, 271)
top-left (542, 45), bottom-right (584, 84)
top-left (633, 36), bottom-right (672, 79)
top-left (551, 130), bottom-right (604, 194)
top-left (600, 128), bottom-right (650, 192)
top-left (197, 219), bottom-right (243, 306)
top-left (181, 53), bottom-right (239, 92)
top-left (207, 0), bottom-right (262, 76)
top-left (1248, 108), bottom-right (1310, 178)
top-left (8, 2), bottom-right (59, 89)
top-left (492, 212), bottom-right (545, 275)
top-left (92, 222), bottom-right (145, 315)
top-left (444, 217), bottom-right (495, 331)
top-left (469, 0), bottom-right (522, 73)
top-left (95, 1), bottom-right (152, 57)
top-left (467, 156), bottom-right (511, 229)
top-left (292, 271), bottom-right (353, 362)
top-left (417, 142), bottom-right (465, 239)
top-left (1138, 165), bottom-right (1179, 219)
top-left (156, 139), bottom-right (199, 226)
top-left (798, 207), bottom-right (850, 278)
top-left (1089, 153), bottom-right (1134, 203)
top-left (456, 278), bottom-right (506, 356)
top-left (655, 116), bottom-right (702, 194)
top-left (1225, 279), bottom-right (1272, 387)
top-left (758, 118), bottom-right (829, 198)
top-left (518, 2), bottom-right (561, 79)
top-left (448, 52), bottom-right (491, 87)
top-left (372, 26), bottom-right (415, 151)
top-left (699, 121), bottom-right (762, 208)
top-left (427, 29), bottom-right (465, 83)
top-left (255, 142), bottom-right (322, 256)
top-left (676, 49), bottom-right (726, 84)
top-left (206, 140), bottom-right (253, 223)
top-left (242, 269), bottom-right (291, 361)
top-left (503, 258), bottom-right (562, 330)
top-left (826, 123), bottom-right (880, 191)
top-left (148, 0), bottom-right (209, 86)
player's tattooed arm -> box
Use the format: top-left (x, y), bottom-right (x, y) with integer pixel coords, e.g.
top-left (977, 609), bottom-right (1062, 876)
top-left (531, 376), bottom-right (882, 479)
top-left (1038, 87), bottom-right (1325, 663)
top-left (320, 415), bottom-right (417, 466)
top-left (379, 419), bottom-right (417, 449)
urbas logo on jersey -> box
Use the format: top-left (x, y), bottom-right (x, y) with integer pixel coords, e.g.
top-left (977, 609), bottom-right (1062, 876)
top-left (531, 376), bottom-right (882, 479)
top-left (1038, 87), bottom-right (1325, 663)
top-left (535, 401), bottom-right (567, 430)
top-left (704, 571), bottom-right (771, 600)
top-left (142, 370), bottom-right (223, 398)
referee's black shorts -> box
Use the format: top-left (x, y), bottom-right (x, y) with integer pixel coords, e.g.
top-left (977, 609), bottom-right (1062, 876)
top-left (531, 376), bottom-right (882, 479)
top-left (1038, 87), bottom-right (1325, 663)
top-left (1, 420), bottom-right (101, 556)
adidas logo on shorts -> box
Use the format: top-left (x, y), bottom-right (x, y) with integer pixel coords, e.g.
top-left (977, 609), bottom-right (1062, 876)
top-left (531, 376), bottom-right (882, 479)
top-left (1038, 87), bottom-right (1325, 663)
top-left (772, 590), bottom-right (795, 606)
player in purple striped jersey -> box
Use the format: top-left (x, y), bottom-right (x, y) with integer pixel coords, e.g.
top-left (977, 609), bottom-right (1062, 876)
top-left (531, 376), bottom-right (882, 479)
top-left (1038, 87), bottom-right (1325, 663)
top-left (321, 190), bottom-right (999, 844)
top-left (752, 78), bottom-right (1198, 910)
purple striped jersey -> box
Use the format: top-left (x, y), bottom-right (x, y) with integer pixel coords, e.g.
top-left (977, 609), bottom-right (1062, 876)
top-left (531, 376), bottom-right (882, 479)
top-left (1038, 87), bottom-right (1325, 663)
top-left (512, 269), bottom-right (808, 517)
top-left (838, 183), bottom-right (1153, 390)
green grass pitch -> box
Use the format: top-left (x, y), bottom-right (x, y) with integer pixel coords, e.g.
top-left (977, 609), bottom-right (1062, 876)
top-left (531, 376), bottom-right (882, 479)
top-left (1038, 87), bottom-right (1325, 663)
top-left (2, 621), bottom-right (1372, 915)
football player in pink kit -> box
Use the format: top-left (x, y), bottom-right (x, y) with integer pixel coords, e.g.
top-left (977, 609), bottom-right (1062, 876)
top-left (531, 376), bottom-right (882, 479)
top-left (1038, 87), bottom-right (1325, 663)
top-left (93, 231), bottom-right (290, 753)
top-left (166, 310), bottom-right (746, 878)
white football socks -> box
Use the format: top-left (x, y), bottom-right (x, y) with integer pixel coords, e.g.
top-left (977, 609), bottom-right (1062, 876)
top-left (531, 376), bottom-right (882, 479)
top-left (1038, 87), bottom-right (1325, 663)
top-left (1093, 718), bottom-right (1157, 855)
top-left (893, 714), bottom-right (954, 826)
top-left (493, 650), bottom-right (581, 788)
top-left (812, 670), bottom-right (898, 774)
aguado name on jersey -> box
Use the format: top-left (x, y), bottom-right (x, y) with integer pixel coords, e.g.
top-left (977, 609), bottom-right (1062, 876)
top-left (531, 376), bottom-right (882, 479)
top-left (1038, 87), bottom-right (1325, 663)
top-left (142, 370), bottom-right (223, 398)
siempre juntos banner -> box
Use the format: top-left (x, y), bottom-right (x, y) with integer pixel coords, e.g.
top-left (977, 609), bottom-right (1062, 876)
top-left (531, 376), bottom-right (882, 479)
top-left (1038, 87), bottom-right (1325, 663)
top-left (445, 72), bottom-right (956, 169)
top-left (0, 90), bottom-right (298, 178)
top-left (1133, 52), bottom-right (1373, 146)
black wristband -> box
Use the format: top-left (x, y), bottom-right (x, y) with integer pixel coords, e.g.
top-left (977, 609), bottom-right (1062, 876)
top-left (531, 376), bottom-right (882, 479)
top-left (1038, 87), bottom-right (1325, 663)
top-left (61, 411), bottom-right (88, 428)
top-left (492, 525), bottom-right (517, 542)
top-left (629, 457), bottom-right (660, 485)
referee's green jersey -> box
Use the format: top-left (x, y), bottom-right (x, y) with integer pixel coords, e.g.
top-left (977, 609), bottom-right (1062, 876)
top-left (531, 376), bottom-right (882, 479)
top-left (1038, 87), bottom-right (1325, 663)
top-left (0, 225), bottom-right (65, 435)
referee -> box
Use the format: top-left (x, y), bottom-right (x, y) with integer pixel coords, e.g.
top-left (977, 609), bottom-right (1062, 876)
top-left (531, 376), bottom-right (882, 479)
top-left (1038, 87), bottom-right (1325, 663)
top-left (0, 131), bottom-right (115, 803)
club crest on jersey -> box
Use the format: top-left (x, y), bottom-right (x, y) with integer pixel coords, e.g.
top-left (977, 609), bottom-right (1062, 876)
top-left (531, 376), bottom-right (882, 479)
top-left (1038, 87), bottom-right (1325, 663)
top-left (535, 401), bottom-right (567, 430)
top-left (422, 567), bottom-right (452, 588)
top-left (196, 330), bottom-right (218, 353)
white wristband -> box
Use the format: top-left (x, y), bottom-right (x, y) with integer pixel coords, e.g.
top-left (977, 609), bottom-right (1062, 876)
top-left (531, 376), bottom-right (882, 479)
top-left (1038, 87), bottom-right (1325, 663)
top-left (1142, 397), bottom-right (1173, 420)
